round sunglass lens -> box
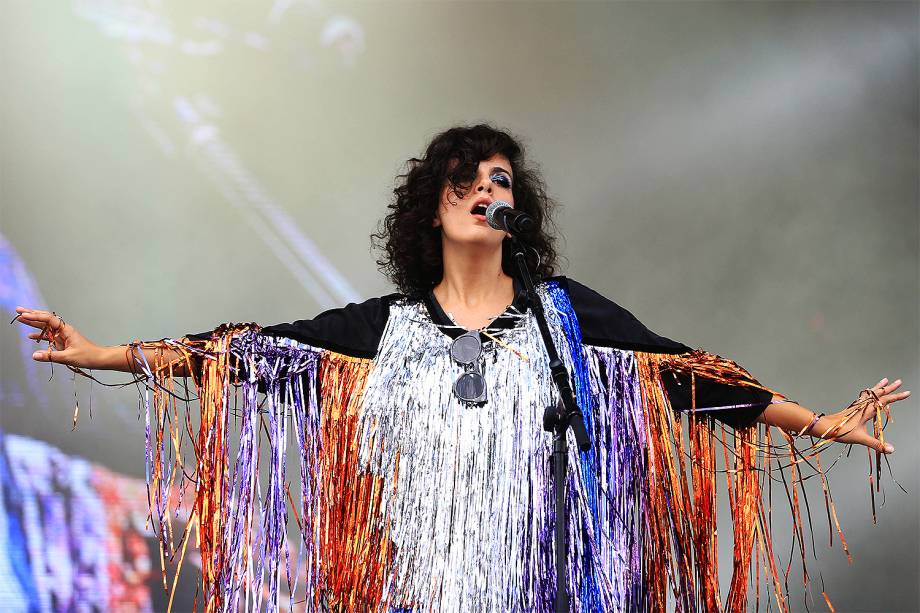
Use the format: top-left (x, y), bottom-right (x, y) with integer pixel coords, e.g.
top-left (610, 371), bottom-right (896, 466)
top-left (450, 332), bottom-right (482, 365)
top-left (454, 371), bottom-right (486, 403)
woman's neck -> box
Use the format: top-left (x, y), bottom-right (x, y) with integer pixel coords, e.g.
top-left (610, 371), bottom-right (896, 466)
top-left (432, 243), bottom-right (514, 329)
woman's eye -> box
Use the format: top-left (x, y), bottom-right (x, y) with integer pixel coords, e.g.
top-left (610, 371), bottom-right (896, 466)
top-left (491, 174), bottom-right (512, 188)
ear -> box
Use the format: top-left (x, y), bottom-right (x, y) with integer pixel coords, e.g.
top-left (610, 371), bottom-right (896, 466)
top-left (432, 215), bottom-right (441, 228)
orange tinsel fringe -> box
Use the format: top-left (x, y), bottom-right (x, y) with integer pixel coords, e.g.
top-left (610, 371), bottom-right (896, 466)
top-left (315, 352), bottom-right (393, 611)
top-left (636, 349), bottom-right (889, 612)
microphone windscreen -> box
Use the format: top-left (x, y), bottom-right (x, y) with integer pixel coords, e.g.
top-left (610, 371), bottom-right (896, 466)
top-left (485, 200), bottom-right (512, 231)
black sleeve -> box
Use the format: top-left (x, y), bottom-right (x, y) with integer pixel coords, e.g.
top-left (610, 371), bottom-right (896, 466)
top-left (561, 276), bottom-right (771, 429)
top-left (660, 372), bottom-right (772, 429)
top-left (183, 294), bottom-right (397, 378)
top-left (256, 294), bottom-right (397, 359)
top-left (560, 277), bottom-right (689, 354)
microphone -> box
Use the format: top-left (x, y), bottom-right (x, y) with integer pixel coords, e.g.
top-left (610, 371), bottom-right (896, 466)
top-left (485, 201), bottom-right (536, 236)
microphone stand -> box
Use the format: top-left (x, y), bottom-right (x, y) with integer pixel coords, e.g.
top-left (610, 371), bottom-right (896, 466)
top-left (510, 237), bottom-right (591, 613)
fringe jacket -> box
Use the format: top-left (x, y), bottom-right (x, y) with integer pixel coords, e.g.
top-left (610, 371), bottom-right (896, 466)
top-left (141, 277), bottom-right (850, 612)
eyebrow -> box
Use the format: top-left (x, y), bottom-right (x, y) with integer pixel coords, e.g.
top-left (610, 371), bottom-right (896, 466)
top-left (490, 166), bottom-right (513, 178)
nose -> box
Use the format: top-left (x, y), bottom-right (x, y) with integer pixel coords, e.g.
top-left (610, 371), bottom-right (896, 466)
top-left (475, 176), bottom-right (493, 193)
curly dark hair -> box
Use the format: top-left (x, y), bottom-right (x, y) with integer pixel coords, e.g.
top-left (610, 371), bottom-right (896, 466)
top-left (372, 124), bottom-right (561, 297)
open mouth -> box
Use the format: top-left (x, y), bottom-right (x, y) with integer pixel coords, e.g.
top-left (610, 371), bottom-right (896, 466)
top-left (471, 203), bottom-right (489, 216)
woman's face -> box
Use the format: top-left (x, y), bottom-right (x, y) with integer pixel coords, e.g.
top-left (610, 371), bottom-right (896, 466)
top-left (434, 153), bottom-right (514, 249)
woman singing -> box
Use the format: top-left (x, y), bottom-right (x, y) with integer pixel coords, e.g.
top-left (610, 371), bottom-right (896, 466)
top-left (14, 124), bottom-right (910, 612)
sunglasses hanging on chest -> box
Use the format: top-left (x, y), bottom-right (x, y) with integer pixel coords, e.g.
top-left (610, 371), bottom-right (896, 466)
top-left (450, 331), bottom-right (488, 404)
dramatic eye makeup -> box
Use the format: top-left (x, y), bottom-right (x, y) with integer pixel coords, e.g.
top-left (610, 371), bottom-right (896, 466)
top-left (490, 169), bottom-right (512, 188)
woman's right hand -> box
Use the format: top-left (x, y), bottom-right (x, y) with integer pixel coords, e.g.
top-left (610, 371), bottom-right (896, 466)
top-left (14, 307), bottom-right (107, 370)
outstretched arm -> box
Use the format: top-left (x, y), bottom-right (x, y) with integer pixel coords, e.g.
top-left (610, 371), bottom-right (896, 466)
top-left (757, 378), bottom-right (910, 454)
top-left (14, 306), bottom-right (194, 377)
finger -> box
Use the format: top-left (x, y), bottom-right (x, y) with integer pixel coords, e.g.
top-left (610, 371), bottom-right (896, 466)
top-left (15, 306), bottom-right (46, 314)
top-left (847, 429), bottom-right (895, 454)
top-left (874, 438), bottom-right (895, 454)
top-left (13, 315), bottom-right (52, 331)
top-left (31, 348), bottom-right (74, 364)
top-left (16, 307), bottom-right (55, 318)
top-left (16, 311), bottom-right (64, 332)
top-left (881, 379), bottom-right (903, 395)
top-left (880, 390), bottom-right (911, 406)
top-left (32, 349), bottom-right (53, 362)
top-left (871, 437), bottom-right (895, 454)
top-left (15, 311), bottom-right (54, 323)
top-left (27, 330), bottom-right (59, 342)
top-left (869, 378), bottom-right (890, 393)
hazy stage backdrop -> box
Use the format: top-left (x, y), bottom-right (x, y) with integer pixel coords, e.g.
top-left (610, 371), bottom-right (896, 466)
top-left (1, 2), bottom-right (917, 611)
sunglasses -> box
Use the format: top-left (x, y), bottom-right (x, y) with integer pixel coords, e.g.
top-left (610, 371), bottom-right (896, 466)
top-left (450, 331), bottom-right (487, 404)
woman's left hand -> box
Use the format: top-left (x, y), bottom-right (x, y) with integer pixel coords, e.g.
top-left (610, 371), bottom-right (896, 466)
top-left (825, 378), bottom-right (910, 453)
